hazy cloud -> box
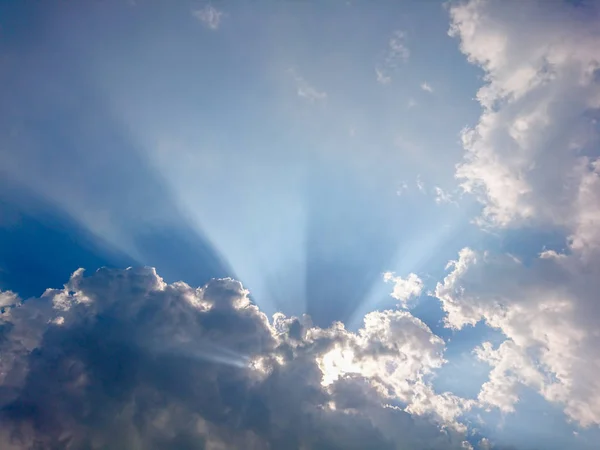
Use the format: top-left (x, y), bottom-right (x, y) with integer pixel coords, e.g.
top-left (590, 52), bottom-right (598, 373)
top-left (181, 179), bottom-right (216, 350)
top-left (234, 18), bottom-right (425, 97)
top-left (289, 69), bottom-right (327, 103)
top-left (192, 5), bottom-right (223, 30)
top-left (420, 82), bottom-right (434, 93)
top-left (376, 30), bottom-right (410, 84)
top-left (434, 186), bottom-right (455, 205)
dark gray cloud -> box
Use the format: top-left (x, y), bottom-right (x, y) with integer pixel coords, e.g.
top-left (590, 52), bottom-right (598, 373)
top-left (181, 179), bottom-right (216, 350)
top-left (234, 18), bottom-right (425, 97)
top-left (0, 267), bottom-right (481, 449)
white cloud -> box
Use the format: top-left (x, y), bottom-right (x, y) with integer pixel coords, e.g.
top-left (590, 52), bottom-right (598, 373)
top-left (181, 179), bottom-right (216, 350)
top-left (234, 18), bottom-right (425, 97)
top-left (407, 98), bottom-right (418, 108)
top-left (316, 308), bottom-right (474, 431)
top-left (450, 0), bottom-right (600, 230)
top-left (376, 30), bottom-right (410, 84)
top-left (439, 0), bottom-right (600, 428)
top-left (192, 5), bottom-right (223, 30)
top-left (475, 340), bottom-right (545, 413)
top-left (434, 186), bottom-right (455, 205)
top-left (289, 69), bottom-right (327, 103)
top-left (436, 244), bottom-right (600, 427)
top-left (420, 82), bottom-right (434, 93)
top-left (383, 272), bottom-right (423, 306)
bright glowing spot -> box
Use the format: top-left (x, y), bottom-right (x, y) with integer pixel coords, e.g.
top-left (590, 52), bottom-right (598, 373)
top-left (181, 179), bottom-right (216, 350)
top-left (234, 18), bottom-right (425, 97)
top-left (249, 356), bottom-right (271, 376)
top-left (249, 354), bottom-right (286, 378)
top-left (318, 345), bottom-right (360, 386)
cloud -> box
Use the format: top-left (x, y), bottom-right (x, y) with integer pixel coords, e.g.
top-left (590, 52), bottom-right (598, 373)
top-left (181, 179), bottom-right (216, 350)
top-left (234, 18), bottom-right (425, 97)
top-left (376, 30), bottom-right (410, 84)
top-left (383, 272), bottom-right (423, 306)
top-left (416, 175), bottom-right (426, 193)
top-left (0, 267), bottom-right (488, 449)
top-left (432, 0), bottom-right (600, 429)
top-left (387, 30), bottom-right (410, 64)
top-left (396, 181), bottom-right (409, 196)
top-left (420, 82), bottom-right (434, 93)
top-left (192, 5), bottom-right (223, 30)
top-left (434, 186), bottom-right (456, 205)
top-left (450, 0), bottom-right (600, 230)
top-left (436, 244), bottom-right (600, 427)
top-left (289, 69), bottom-right (327, 103)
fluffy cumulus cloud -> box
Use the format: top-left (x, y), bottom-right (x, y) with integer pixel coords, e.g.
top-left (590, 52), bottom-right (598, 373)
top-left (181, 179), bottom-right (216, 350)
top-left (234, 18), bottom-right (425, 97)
top-left (435, 0), bottom-right (600, 429)
top-left (382, 272), bottom-right (423, 307)
top-left (0, 267), bottom-right (489, 449)
top-left (451, 0), bottom-right (600, 231)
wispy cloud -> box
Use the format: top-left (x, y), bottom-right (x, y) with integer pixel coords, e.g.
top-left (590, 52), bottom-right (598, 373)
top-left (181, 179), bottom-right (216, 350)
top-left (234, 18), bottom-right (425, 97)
top-left (289, 69), bottom-right (327, 103)
top-left (375, 68), bottom-right (391, 85)
top-left (416, 175), bottom-right (425, 193)
top-left (376, 30), bottom-right (409, 84)
top-left (192, 5), bottom-right (223, 30)
top-left (387, 30), bottom-right (410, 64)
top-left (396, 181), bottom-right (409, 196)
top-left (434, 186), bottom-right (456, 205)
top-left (420, 82), bottom-right (434, 93)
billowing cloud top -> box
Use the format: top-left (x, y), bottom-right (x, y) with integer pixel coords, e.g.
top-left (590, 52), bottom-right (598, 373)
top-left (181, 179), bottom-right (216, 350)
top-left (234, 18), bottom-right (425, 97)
top-left (439, 0), bottom-right (600, 431)
top-left (1, 268), bottom-right (475, 449)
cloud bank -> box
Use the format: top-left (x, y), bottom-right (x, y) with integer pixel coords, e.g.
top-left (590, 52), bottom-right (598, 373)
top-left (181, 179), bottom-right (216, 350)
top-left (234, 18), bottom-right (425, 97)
top-left (437, 0), bottom-right (600, 429)
top-left (0, 267), bottom-right (483, 449)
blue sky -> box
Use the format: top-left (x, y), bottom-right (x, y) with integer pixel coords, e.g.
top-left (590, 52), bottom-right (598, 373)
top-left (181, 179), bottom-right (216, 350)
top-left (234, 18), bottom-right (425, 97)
top-left (1, 1), bottom-right (600, 449)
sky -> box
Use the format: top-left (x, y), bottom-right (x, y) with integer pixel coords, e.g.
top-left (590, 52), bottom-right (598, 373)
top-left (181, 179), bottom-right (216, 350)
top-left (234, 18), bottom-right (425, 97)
top-left (0, 0), bottom-right (599, 449)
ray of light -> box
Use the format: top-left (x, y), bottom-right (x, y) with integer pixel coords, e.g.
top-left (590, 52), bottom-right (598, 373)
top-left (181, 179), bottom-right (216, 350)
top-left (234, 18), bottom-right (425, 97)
top-left (347, 207), bottom-right (474, 330)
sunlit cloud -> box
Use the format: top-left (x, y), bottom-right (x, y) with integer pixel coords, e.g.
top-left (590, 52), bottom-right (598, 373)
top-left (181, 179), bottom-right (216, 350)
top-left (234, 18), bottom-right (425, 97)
top-left (383, 272), bottom-right (424, 307)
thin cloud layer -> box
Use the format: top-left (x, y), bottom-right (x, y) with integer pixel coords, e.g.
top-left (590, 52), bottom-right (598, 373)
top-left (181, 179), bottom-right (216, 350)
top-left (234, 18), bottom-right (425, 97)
top-left (0, 267), bottom-right (483, 449)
